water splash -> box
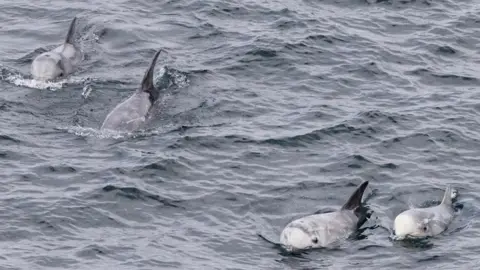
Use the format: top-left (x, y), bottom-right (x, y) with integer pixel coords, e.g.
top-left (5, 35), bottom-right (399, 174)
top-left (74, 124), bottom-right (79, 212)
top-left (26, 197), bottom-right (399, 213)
top-left (81, 77), bottom-right (93, 98)
top-left (7, 74), bottom-right (66, 91)
top-left (169, 68), bottom-right (190, 88)
top-left (59, 125), bottom-right (136, 140)
top-left (0, 66), bottom-right (88, 91)
top-left (58, 125), bottom-right (172, 140)
top-left (156, 66), bottom-right (189, 90)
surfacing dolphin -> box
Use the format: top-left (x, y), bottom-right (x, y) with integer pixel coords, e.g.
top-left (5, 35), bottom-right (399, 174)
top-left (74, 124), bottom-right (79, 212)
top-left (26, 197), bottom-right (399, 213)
top-left (100, 49), bottom-right (163, 132)
top-left (280, 181), bottom-right (369, 252)
top-left (393, 185), bottom-right (456, 240)
top-left (31, 17), bottom-right (83, 81)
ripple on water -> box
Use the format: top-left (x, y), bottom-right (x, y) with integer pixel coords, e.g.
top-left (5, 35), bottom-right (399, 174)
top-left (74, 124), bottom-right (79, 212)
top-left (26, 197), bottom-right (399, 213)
top-left (1, 0), bottom-right (480, 269)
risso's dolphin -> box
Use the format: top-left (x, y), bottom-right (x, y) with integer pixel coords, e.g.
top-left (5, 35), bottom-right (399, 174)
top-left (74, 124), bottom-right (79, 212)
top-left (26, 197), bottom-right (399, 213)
top-left (393, 185), bottom-right (456, 240)
top-left (280, 181), bottom-right (369, 252)
top-left (101, 49), bottom-right (163, 132)
top-left (31, 17), bottom-right (83, 81)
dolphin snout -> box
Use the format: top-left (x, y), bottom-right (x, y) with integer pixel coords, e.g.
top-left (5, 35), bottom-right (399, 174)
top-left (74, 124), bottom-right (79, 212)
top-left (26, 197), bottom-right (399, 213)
top-left (280, 226), bottom-right (315, 251)
top-left (31, 53), bottom-right (64, 81)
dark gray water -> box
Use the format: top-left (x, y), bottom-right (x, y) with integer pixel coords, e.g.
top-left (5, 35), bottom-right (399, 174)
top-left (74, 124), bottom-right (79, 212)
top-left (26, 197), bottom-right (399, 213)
top-left (0, 0), bottom-right (479, 269)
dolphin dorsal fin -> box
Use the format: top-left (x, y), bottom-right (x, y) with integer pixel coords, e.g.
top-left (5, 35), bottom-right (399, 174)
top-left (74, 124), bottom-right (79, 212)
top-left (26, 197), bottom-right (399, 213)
top-left (140, 49), bottom-right (163, 103)
top-left (441, 185), bottom-right (454, 206)
top-left (64, 17), bottom-right (77, 45)
top-left (341, 181), bottom-right (369, 211)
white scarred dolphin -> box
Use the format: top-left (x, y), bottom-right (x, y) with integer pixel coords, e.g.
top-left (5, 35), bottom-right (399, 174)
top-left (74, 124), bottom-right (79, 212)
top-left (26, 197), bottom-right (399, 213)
top-left (393, 185), bottom-right (456, 240)
top-left (280, 181), bottom-right (369, 252)
top-left (101, 49), bottom-right (163, 132)
top-left (31, 17), bottom-right (83, 81)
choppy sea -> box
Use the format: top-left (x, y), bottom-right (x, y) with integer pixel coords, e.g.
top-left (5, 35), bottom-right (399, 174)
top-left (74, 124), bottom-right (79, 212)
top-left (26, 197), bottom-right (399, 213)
top-left (0, 0), bottom-right (479, 269)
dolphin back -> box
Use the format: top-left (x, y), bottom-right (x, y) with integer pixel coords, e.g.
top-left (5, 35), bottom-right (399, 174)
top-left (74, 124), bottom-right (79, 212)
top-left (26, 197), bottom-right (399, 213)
top-left (64, 17), bottom-right (77, 45)
top-left (441, 185), bottom-right (454, 206)
top-left (140, 49), bottom-right (163, 104)
top-left (341, 181), bottom-right (369, 211)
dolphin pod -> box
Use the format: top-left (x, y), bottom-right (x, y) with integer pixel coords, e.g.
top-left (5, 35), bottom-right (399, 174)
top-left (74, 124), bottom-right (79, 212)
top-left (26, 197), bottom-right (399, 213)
top-left (278, 182), bottom-right (458, 253)
top-left (26, 16), bottom-right (462, 254)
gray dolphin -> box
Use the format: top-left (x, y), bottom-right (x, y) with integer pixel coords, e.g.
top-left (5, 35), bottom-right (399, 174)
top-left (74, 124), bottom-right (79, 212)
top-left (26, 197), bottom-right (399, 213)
top-left (393, 185), bottom-right (456, 240)
top-left (31, 17), bottom-right (83, 81)
top-left (280, 181), bottom-right (369, 252)
top-left (100, 49), bottom-right (163, 132)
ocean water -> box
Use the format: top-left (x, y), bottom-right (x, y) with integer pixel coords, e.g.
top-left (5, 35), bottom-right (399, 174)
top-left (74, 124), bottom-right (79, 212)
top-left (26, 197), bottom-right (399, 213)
top-left (0, 0), bottom-right (479, 269)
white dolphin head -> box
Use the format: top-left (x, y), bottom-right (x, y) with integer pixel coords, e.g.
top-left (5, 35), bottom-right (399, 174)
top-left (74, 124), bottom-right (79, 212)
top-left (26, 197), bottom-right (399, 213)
top-left (393, 210), bottom-right (431, 239)
top-left (280, 226), bottom-right (318, 251)
top-left (31, 53), bottom-right (65, 81)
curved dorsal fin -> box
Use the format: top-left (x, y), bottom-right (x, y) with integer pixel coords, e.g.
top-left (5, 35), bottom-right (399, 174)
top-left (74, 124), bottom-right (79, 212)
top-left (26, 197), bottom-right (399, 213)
top-left (64, 17), bottom-right (77, 45)
top-left (341, 181), bottom-right (369, 211)
top-left (140, 49), bottom-right (163, 103)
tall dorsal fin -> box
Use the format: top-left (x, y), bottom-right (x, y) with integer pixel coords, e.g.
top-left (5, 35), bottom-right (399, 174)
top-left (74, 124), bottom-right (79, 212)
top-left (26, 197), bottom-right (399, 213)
top-left (64, 17), bottom-right (77, 45)
top-left (140, 49), bottom-right (163, 103)
top-left (441, 184), bottom-right (454, 206)
top-left (341, 181), bottom-right (369, 211)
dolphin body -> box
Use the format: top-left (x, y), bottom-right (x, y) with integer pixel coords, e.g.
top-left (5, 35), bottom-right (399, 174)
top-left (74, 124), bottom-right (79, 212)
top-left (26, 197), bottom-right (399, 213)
top-left (393, 185), bottom-right (456, 240)
top-left (100, 49), bottom-right (163, 132)
top-left (280, 181), bottom-right (369, 252)
top-left (31, 17), bottom-right (83, 81)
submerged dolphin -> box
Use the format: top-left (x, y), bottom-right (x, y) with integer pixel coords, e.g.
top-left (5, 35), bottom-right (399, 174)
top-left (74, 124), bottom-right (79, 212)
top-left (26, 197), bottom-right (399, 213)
top-left (280, 181), bottom-right (369, 252)
top-left (100, 49), bottom-right (163, 132)
top-left (31, 17), bottom-right (83, 81)
top-left (393, 185), bottom-right (456, 240)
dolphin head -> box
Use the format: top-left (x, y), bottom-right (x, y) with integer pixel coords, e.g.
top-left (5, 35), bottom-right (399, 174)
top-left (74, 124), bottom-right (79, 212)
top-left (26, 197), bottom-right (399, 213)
top-left (31, 52), bottom-right (65, 81)
top-left (280, 226), bottom-right (319, 251)
top-left (393, 210), bottom-right (432, 239)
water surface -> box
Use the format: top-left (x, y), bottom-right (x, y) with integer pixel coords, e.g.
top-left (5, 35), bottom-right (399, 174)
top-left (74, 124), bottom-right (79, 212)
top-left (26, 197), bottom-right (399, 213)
top-left (0, 0), bottom-right (480, 269)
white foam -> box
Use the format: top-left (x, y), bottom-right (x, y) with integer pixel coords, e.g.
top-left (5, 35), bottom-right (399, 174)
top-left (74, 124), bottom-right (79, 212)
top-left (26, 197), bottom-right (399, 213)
top-left (58, 125), bottom-right (168, 140)
top-left (59, 125), bottom-right (131, 140)
top-left (4, 73), bottom-right (87, 91)
top-left (6, 73), bottom-right (65, 90)
top-left (81, 82), bottom-right (93, 98)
